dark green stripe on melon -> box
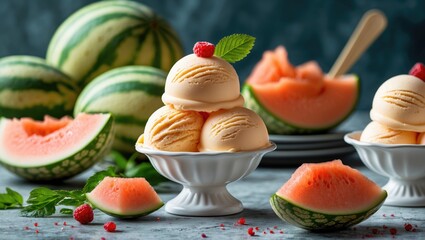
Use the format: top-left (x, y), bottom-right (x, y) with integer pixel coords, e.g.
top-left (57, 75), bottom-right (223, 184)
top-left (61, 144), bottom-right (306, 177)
top-left (90, 200), bottom-right (163, 219)
top-left (57, 13), bottom-right (144, 68)
top-left (269, 192), bottom-right (386, 232)
top-left (78, 81), bottom-right (164, 112)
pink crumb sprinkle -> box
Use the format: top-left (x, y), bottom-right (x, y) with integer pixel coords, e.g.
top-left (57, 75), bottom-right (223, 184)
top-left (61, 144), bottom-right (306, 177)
top-left (201, 233), bottom-right (207, 238)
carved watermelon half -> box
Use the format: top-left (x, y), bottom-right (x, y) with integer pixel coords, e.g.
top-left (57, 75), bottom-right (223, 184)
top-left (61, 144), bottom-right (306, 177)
top-left (243, 46), bottom-right (359, 134)
top-left (270, 160), bottom-right (387, 231)
top-left (86, 177), bottom-right (163, 218)
top-left (0, 113), bottom-right (114, 181)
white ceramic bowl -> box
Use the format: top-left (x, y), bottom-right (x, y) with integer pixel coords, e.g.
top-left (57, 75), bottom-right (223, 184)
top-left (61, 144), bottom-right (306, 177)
top-left (135, 143), bottom-right (276, 216)
top-left (344, 131), bottom-right (425, 207)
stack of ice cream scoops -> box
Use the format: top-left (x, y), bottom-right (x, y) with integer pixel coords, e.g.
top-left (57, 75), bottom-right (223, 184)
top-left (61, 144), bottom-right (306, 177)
top-left (137, 38), bottom-right (271, 152)
top-left (361, 63), bottom-right (425, 144)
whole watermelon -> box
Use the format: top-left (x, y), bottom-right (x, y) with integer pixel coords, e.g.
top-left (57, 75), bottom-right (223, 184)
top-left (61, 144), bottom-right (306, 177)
top-left (47, 0), bottom-right (184, 87)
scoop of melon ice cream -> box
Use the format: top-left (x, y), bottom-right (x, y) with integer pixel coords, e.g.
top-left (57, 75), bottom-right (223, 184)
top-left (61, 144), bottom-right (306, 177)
top-left (140, 106), bottom-right (204, 152)
top-left (370, 74), bottom-right (425, 132)
top-left (162, 54), bottom-right (244, 112)
top-left (199, 107), bottom-right (270, 152)
top-left (360, 121), bottom-right (417, 144)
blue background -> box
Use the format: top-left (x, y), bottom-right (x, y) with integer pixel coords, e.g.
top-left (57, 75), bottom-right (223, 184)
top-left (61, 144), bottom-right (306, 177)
top-left (0, 0), bottom-right (424, 110)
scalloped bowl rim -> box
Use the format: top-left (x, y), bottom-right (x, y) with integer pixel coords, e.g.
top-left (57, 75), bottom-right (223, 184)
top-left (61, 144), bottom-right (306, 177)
top-left (135, 141), bottom-right (277, 157)
top-left (344, 131), bottom-right (425, 150)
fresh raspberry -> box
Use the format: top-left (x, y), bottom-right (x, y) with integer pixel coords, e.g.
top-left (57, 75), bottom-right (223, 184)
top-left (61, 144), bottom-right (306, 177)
top-left (247, 227), bottom-right (255, 236)
top-left (73, 204), bottom-right (94, 225)
top-left (193, 41), bottom-right (215, 58)
top-left (104, 221), bottom-right (116, 232)
top-left (409, 62), bottom-right (425, 81)
top-left (236, 217), bottom-right (246, 225)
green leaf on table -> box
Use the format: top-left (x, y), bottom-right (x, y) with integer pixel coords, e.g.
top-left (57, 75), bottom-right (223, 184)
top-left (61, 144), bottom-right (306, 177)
top-left (59, 208), bottom-right (73, 215)
top-left (82, 166), bottom-right (117, 193)
top-left (6, 187), bottom-right (23, 205)
top-left (214, 34), bottom-right (255, 63)
top-left (109, 150), bottom-right (128, 171)
top-left (0, 187), bottom-right (23, 209)
top-left (21, 187), bottom-right (63, 217)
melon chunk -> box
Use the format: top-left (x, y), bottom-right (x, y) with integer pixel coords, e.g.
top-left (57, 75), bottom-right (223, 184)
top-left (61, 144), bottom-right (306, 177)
top-left (0, 113), bottom-right (113, 181)
top-left (86, 177), bottom-right (163, 218)
top-left (270, 160), bottom-right (387, 231)
top-left (243, 46), bottom-right (359, 134)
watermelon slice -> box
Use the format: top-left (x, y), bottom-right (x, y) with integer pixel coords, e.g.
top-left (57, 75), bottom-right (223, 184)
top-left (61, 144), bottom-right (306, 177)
top-left (0, 113), bottom-right (114, 181)
top-left (86, 177), bottom-right (163, 218)
top-left (243, 46), bottom-right (359, 134)
top-left (270, 160), bottom-right (387, 231)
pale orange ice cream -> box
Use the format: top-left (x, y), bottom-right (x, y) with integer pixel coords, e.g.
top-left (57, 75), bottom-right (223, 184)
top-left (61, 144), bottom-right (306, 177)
top-left (360, 121), bottom-right (417, 144)
top-left (140, 106), bottom-right (204, 152)
top-left (162, 54), bottom-right (244, 112)
top-left (370, 74), bottom-right (425, 132)
top-left (199, 107), bottom-right (270, 152)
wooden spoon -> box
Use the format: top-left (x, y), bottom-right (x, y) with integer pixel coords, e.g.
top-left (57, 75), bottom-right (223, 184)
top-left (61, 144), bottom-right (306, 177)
top-left (328, 10), bottom-right (387, 78)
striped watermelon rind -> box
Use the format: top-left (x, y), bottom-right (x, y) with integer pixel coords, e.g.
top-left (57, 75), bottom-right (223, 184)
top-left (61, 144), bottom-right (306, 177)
top-left (88, 199), bottom-right (164, 219)
top-left (74, 66), bottom-right (166, 153)
top-left (0, 114), bottom-right (114, 181)
top-left (0, 55), bottom-right (80, 120)
top-left (242, 76), bottom-right (360, 134)
top-left (47, 0), bottom-right (184, 87)
top-left (270, 192), bottom-right (387, 231)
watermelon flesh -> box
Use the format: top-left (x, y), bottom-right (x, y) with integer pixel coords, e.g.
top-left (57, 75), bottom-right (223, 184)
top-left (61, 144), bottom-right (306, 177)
top-left (0, 113), bottom-right (110, 167)
top-left (243, 46), bottom-right (359, 133)
top-left (277, 160), bottom-right (385, 214)
top-left (86, 177), bottom-right (163, 218)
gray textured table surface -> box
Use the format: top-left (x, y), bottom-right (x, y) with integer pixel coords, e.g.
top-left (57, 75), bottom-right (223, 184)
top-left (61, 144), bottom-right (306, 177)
top-left (0, 112), bottom-right (424, 240)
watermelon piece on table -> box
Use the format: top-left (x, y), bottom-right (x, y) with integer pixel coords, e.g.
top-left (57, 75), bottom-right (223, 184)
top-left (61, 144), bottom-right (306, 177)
top-left (0, 113), bottom-right (114, 181)
top-left (270, 160), bottom-right (387, 231)
top-left (46, 0), bottom-right (184, 87)
top-left (86, 177), bottom-right (163, 218)
top-left (242, 46), bottom-right (359, 134)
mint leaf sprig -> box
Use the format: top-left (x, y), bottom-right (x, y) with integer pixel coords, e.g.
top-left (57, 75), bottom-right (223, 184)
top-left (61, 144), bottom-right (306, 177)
top-left (214, 34), bottom-right (255, 63)
top-left (0, 187), bottom-right (23, 210)
top-left (21, 167), bottom-right (117, 217)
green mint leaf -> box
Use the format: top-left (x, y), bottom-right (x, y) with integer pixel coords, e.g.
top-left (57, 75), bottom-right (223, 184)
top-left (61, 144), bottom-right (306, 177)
top-left (109, 150), bottom-right (128, 171)
top-left (0, 188), bottom-right (23, 209)
top-left (214, 34), bottom-right (255, 63)
top-left (125, 162), bottom-right (167, 186)
top-left (58, 198), bottom-right (84, 207)
top-left (21, 187), bottom-right (64, 217)
top-left (59, 208), bottom-right (74, 215)
top-left (6, 187), bottom-right (23, 206)
top-left (83, 166), bottom-right (117, 193)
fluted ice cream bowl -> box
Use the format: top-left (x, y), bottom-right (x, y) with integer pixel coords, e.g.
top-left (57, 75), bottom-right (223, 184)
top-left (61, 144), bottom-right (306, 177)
top-left (344, 131), bottom-right (425, 207)
top-left (135, 142), bottom-right (276, 216)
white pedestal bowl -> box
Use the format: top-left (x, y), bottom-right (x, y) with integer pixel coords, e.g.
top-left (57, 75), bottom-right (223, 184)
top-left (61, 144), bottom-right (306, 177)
top-left (345, 131), bottom-right (425, 207)
top-left (136, 143), bottom-right (276, 216)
